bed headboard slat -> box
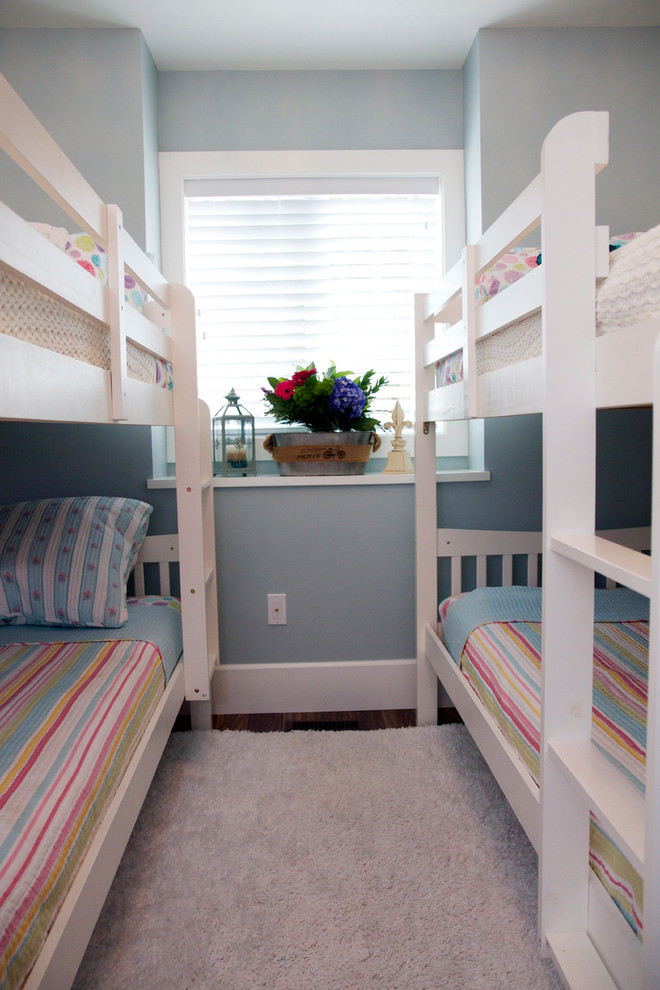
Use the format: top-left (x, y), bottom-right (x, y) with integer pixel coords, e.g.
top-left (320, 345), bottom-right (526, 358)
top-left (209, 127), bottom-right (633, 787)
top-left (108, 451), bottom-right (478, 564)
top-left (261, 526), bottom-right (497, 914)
top-left (159, 561), bottom-right (171, 596)
top-left (527, 554), bottom-right (539, 587)
top-left (476, 555), bottom-right (487, 588)
top-left (450, 556), bottom-right (462, 596)
top-left (133, 563), bottom-right (146, 598)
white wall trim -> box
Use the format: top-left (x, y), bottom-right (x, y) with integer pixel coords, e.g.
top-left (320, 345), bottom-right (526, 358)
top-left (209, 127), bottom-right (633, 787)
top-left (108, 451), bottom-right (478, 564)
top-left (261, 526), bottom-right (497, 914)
top-left (159, 148), bottom-right (466, 284)
top-left (211, 658), bottom-right (417, 715)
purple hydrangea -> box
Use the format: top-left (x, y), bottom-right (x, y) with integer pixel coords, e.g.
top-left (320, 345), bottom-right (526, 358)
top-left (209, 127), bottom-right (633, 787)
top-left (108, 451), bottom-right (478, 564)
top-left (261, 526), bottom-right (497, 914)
top-left (329, 376), bottom-right (366, 418)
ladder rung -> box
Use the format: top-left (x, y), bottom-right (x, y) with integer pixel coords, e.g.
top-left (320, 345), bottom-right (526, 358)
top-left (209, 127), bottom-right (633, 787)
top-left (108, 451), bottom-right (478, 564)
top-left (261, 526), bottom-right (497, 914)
top-left (548, 738), bottom-right (644, 874)
top-left (546, 931), bottom-right (619, 990)
top-left (549, 534), bottom-right (651, 597)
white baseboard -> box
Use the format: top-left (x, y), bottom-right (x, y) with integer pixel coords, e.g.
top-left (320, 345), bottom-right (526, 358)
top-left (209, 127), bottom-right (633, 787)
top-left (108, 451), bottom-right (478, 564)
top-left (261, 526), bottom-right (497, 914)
top-left (211, 659), bottom-right (417, 715)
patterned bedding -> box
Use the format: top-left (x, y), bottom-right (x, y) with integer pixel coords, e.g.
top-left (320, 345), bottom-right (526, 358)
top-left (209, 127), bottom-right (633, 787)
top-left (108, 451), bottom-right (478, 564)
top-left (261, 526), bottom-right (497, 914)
top-left (435, 225), bottom-right (659, 387)
top-left (0, 224), bottom-right (173, 390)
top-left (0, 597), bottom-right (181, 990)
top-left (440, 586), bottom-right (648, 938)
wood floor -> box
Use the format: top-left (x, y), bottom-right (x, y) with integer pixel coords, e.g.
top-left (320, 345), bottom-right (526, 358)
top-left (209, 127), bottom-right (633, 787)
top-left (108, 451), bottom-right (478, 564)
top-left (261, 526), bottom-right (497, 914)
top-left (212, 709), bottom-right (417, 732)
top-left (175, 708), bottom-right (462, 732)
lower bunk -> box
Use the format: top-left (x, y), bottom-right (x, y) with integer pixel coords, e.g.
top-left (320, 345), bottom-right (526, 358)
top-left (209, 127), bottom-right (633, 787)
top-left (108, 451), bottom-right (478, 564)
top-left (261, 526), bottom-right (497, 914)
top-left (0, 507), bottom-right (190, 990)
top-left (419, 528), bottom-right (649, 990)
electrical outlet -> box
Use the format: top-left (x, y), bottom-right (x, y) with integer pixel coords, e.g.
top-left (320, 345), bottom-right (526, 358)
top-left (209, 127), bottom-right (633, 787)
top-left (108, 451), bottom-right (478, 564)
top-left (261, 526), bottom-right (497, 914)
top-left (267, 593), bottom-right (287, 625)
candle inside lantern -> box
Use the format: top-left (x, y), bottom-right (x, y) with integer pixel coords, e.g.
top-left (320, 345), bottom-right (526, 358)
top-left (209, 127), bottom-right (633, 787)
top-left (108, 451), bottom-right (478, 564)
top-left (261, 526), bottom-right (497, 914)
top-left (226, 444), bottom-right (248, 469)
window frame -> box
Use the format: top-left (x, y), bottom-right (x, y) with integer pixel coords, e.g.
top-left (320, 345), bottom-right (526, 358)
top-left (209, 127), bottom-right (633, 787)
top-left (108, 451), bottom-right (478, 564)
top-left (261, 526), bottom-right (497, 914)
top-left (158, 148), bottom-right (466, 481)
top-left (159, 148), bottom-right (465, 293)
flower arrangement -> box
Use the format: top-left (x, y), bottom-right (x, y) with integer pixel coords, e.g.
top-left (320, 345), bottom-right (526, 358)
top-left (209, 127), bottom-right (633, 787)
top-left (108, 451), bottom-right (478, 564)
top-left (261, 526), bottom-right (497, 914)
top-left (263, 363), bottom-right (388, 433)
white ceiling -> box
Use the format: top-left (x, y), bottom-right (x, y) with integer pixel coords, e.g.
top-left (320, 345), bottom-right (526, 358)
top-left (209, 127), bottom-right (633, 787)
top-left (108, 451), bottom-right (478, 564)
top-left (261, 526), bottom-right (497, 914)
top-left (1, 0), bottom-right (659, 71)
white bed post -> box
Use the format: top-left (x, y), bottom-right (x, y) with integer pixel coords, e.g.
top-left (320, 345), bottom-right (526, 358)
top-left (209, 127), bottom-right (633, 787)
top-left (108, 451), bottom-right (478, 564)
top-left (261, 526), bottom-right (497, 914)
top-left (538, 112), bottom-right (615, 984)
top-left (106, 204), bottom-right (128, 422)
top-left (644, 341), bottom-right (660, 987)
top-left (169, 282), bottom-right (219, 730)
top-left (415, 292), bottom-right (439, 725)
top-left (461, 244), bottom-right (478, 420)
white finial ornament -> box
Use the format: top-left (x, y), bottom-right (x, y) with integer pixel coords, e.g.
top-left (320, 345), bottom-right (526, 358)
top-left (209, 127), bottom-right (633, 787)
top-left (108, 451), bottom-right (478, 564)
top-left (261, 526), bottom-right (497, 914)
top-left (382, 401), bottom-right (414, 474)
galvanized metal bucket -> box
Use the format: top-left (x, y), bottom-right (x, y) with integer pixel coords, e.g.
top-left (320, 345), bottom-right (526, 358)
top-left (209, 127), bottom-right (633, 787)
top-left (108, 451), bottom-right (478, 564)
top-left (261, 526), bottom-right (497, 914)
top-left (263, 431), bottom-right (381, 476)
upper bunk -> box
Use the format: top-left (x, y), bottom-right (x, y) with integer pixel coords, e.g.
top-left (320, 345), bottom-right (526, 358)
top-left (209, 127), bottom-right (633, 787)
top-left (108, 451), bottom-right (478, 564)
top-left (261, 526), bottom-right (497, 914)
top-left (0, 72), bottom-right (197, 429)
top-left (417, 110), bottom-right (660, 422)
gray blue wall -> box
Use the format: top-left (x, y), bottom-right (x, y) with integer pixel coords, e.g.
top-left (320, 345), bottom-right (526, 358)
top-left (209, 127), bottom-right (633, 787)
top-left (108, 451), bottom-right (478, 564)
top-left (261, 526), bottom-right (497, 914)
top-left (0, 424), bottom-right (177, 534)
top-left (216, 484), bottom-right (415, 663)
top-left (472, 27), bottom-right (660, 236)
top-left (0, 28), bottom-right (160, 253)
top-left (159, 69), bottom-right (462, 152)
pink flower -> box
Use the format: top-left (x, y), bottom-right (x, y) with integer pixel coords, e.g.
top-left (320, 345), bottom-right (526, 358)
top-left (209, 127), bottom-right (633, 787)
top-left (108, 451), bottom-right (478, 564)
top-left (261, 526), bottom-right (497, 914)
top-left (275, 380), bottom-right (295, 400)
top-left (57, 573), bottom-right (68, 583)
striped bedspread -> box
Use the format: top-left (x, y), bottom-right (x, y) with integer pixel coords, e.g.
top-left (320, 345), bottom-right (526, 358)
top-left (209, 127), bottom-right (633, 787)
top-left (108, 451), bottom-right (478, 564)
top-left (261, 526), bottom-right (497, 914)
top-left (440, 586), bottom-right (648, 938)
top-left (0, 636), bottom-right (166, 990)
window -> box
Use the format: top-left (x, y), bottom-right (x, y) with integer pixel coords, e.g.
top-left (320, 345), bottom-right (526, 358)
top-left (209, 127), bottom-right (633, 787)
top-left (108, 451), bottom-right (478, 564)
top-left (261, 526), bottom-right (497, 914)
top-left (160, 149), bottom-right (465, 430)
top-left (184, 181), bottom-right (441, 428)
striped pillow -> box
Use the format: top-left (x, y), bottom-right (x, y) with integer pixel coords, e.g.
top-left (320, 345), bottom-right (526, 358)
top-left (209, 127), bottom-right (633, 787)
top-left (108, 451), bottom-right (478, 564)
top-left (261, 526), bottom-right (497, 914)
top-left (0, 496), bottom-right (152, 627)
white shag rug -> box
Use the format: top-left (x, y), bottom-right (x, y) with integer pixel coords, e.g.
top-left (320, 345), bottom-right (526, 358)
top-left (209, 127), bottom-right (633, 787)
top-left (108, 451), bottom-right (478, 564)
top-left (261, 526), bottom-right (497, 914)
top-left (73, 725), bottom-right (563, 990)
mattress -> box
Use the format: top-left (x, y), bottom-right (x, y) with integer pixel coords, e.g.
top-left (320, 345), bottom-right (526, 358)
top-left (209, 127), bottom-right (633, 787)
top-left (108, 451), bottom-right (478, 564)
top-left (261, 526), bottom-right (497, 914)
top-left (0, 596), bottom-right (182, 990)
top-left (0, 226), bottom-right (173, 391)
top-left (435, 224), bottom-right (660, 385)
top-left (440, 585), bottom-right (648, 939)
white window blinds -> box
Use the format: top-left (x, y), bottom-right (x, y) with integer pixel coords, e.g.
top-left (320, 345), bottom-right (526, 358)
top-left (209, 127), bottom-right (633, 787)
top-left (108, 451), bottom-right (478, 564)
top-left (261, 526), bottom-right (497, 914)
top-left (184, 182), bottom-right (442, 428)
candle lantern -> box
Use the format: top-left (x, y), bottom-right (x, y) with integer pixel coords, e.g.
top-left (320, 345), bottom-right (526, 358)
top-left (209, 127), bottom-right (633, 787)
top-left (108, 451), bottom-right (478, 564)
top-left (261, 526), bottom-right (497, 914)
top-left (213, 389), bottom-right (256, 477)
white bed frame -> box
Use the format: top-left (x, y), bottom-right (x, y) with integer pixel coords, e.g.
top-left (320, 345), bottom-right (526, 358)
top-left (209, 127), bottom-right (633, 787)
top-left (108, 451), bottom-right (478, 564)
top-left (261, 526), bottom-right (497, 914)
top-left (23, 535), bottom-right (187, 990)
top-left (0, 74), bottom-right (219, 988)
top-left (415, 111), bottom-right (660, 990)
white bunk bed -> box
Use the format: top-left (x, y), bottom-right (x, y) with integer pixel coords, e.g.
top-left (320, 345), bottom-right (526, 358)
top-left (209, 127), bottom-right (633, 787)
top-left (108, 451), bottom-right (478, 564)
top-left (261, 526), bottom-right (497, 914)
top-left (415, 111), bottom-right (660, 990)
top-left (0, 74), bottom-right (219, 989)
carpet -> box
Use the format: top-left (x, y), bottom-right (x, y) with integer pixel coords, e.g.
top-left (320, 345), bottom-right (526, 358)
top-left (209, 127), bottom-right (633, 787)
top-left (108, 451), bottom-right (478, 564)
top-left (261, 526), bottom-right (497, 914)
top-left (72, 725), bottom-right (563, 990)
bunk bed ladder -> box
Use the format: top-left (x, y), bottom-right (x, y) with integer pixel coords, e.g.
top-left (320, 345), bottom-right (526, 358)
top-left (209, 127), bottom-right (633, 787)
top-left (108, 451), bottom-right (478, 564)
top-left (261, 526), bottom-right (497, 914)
top-left (539, 110), bottom-right (658, 990)
top-left (169, 282), bottom-right (220, 730)
top-left (415, 291), bottom-right (442, 725)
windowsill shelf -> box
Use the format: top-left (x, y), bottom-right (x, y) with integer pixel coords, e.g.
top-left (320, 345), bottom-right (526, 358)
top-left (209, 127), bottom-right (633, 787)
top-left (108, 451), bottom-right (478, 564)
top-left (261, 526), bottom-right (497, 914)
top-left (147, 469), bottom-right (490, 489)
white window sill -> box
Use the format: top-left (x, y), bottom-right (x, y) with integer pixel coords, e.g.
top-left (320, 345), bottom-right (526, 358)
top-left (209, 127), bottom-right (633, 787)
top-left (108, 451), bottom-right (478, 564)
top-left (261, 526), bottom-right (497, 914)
top-left (147, 469), bottom-right (490, 489)
top-left (436, 470), bottom-right (490, 483)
